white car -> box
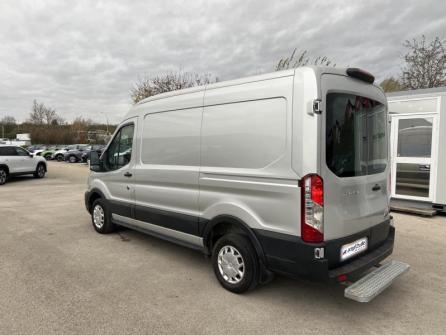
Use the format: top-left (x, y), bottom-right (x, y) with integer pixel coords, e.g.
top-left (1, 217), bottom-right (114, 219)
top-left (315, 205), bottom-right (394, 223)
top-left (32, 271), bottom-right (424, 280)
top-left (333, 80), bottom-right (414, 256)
top-left (0, 145), bottom-right (47, 185)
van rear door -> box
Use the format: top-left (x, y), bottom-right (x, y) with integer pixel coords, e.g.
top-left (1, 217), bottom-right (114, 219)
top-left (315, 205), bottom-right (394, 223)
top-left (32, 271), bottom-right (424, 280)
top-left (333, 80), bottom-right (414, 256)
top-left (320, 73), bottom-right (389, 241)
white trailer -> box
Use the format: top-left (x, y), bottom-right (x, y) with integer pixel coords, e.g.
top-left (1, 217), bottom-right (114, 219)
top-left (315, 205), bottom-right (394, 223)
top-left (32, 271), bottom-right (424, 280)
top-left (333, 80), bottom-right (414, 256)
top-left (387, 87), bottom-right (446, 213)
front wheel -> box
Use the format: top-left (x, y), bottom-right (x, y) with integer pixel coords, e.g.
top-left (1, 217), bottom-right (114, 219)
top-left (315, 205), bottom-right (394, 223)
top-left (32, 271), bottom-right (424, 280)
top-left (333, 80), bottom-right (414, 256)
top-left (212, 233), bottom-right (259, 293)
top-left (34, 163), bottom-right (46, 178)
top-left (56, 154), bottom-right (64, 162)
top-left (68, 155), bottom-right (77, 163)
top-left (91, 199), bottom-right (116, 234)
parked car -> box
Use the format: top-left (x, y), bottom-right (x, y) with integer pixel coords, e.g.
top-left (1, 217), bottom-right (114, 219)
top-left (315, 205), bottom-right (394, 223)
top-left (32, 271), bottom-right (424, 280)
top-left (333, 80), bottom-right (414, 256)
top-left (64, 145), bottom-right (91, 163)
top-left (85, 67), bottom-right (409, 302)
top-left (28, 145), bottom-right (47, 157)
top-left (52, 145), bottom-right (83, 161)
top-left (40, 146), bottom-right (62, 160)
top-left (0, 145), bottom-right (47, 185)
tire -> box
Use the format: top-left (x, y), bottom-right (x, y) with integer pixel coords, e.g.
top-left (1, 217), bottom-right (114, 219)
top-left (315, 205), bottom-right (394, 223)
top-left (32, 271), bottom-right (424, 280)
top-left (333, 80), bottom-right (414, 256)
top-left (0, 167), bottom-right (8, 185)
top-left (91, 198), bottom-right (116, 234)
top-left (68, 155), bottom-right (77, 163)
top-left (56, 154), bottom-right (64, 162)
top-left (34, 163), bottom-right (46, 179)
top-left (212, 233), bottom-right (259, 293)
top-left (44, 154), bottom-right (52, 160)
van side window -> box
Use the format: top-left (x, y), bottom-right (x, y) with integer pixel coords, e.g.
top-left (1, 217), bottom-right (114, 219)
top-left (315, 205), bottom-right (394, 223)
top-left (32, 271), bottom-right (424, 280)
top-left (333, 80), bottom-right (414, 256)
top-left (141, 108), bottom-right (201, 166)
top-left (105, 124), bottom-right (135, 171)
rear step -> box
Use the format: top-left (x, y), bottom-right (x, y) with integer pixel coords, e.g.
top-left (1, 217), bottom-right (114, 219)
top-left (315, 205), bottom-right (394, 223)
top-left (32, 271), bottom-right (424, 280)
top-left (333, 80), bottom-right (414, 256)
top-left (344, 260), bottom-right (410, 303)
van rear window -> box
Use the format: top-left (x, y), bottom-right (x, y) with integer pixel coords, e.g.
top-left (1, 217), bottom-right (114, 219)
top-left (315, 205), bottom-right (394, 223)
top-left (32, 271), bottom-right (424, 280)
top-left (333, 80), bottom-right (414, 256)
top-left (326, 93), bottom-right (387, 177)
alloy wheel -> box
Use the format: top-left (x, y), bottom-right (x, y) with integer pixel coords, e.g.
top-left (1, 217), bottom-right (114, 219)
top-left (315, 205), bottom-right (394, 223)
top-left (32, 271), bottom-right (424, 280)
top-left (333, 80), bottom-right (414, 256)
top-left (38, 165), bottom-right (45, 177)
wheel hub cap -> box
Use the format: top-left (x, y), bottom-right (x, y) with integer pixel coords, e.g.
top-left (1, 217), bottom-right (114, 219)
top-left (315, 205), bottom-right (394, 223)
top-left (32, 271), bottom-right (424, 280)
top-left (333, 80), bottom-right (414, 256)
top-left (93, 205), bottom-right (105, 229)
top-left (217, 245), bottom-right (245, 284)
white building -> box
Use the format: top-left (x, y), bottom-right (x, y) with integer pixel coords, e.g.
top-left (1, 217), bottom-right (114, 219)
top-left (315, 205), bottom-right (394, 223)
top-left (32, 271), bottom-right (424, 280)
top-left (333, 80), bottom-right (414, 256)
top-left (387, 87), bottom-right (446, 213)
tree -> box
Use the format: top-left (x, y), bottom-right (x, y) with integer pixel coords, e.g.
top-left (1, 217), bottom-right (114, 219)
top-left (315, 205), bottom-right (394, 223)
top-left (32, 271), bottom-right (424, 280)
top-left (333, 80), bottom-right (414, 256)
top-left (401, 35), bottom-right (446, 89)
top-left (130, 70), bottom-right (216, 104)
top-left (379, 77), bottom-right (403, 92)
top-left (276, 49), bottom-right (336, 71)
top-left (28, 100), bottom-right (63, 125)
top-left (1, 116), bottom-right (16, 125)
top-left (29, 100), bottom-right (46, 124)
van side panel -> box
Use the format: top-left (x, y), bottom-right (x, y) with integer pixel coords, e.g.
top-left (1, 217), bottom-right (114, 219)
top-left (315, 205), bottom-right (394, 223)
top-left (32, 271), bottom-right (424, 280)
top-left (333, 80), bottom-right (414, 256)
top-left (199, 76), bottom-right (300, 236)
top-left (132, 91), bottom-right (204, 238)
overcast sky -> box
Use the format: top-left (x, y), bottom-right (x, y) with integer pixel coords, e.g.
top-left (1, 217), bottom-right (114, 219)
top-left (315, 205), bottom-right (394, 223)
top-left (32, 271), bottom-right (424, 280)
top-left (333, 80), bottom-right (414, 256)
top-left (1, 0), bottom-right (445, 124)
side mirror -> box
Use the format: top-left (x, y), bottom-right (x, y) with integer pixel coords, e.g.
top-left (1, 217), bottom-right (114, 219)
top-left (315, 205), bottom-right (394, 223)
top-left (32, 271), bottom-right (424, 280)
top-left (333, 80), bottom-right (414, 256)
top-left (90, 151), bottom-right (103, 172)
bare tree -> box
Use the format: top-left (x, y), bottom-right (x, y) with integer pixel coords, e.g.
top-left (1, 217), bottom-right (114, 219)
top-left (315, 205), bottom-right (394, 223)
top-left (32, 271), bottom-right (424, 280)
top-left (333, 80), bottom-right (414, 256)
top-left (130, 70), bottom-right (216, 104)
top-left (28, 100), bottom-right (63, 125)
top-left (276, 49), bottom-right (336, 71)
top-left (29, 100), bottom-right (46, 124)
top-left (44, 106), bottom-right (57, 125)
top-left (1, 116), bottom-right (16, 125)
top-left (401, 35), bottom-right (446, 89)
top-left (379, 77), bottom-right (403, 92)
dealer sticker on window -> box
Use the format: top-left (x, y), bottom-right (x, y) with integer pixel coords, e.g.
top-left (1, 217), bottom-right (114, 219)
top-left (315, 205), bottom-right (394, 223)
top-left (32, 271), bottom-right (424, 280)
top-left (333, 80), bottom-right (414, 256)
top-left (340, 237), bottom-right (368, 261)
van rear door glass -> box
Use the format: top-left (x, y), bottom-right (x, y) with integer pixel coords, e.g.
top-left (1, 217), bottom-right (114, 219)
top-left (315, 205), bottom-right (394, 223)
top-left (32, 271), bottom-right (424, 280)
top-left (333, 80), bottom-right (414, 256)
top-left (326, 93), bottom-right (387, 177)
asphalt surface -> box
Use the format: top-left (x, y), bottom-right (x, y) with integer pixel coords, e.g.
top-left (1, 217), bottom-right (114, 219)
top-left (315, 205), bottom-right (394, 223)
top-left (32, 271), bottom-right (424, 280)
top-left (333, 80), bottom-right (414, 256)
top-left (1, 161), bottom-right (445, 334)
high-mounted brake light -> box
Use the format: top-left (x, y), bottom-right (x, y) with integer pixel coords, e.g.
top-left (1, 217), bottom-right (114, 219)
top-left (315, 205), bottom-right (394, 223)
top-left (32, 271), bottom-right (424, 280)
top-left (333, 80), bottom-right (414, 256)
top-left (300, 174), bottom-right (324, 243)
top-left (346, 68), bottom-right (375, 84)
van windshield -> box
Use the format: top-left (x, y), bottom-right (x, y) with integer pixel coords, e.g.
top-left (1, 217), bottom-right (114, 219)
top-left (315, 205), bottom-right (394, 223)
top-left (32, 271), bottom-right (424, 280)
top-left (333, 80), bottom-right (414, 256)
top-left (326, 93), bottom-right (387, 177)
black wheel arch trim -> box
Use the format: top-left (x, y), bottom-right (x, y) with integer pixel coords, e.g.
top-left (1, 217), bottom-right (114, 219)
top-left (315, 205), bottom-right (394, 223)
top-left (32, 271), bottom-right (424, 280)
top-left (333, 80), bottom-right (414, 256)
top-left (201, 215), bottom-right (267, 263)
top-left (85, 188), bottom-right (107, 213)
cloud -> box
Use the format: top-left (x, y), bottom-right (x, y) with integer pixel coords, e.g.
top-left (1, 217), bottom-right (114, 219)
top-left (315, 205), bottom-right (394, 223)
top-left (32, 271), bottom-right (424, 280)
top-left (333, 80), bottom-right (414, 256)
top-left (0, 0), bottom-right (445, 124)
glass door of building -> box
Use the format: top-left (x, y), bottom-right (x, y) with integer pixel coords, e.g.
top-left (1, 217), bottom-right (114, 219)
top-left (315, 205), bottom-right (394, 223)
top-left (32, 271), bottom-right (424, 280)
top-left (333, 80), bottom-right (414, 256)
top-left (390, 114), bottom-right (438, 201)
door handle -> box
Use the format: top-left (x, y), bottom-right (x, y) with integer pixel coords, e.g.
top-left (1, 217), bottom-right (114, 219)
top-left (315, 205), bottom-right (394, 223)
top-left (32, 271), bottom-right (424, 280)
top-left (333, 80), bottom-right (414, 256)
top-left (372, 184), bottom-right (381, 191)
top-left (124, 172), bottom-right (132, 177)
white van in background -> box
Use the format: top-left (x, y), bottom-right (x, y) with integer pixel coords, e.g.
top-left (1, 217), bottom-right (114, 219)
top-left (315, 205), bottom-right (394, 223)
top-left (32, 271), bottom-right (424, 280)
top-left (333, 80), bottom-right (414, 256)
top-left (85, 67), bottom-right (409, 302)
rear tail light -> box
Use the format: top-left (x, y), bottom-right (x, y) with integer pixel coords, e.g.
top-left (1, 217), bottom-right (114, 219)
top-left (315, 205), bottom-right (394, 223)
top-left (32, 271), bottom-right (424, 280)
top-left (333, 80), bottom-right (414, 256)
top-left (301, 174), bottom-right (324, 243)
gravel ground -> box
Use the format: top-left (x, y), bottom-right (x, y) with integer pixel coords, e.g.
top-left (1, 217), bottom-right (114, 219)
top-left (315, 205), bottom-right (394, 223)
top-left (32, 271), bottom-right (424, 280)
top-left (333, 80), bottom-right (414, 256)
top-left (0, 161), bottom-right (445, 334)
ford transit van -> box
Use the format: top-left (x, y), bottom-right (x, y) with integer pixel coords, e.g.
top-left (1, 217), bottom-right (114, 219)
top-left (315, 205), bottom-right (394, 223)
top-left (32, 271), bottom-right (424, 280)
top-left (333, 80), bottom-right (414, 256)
top-left (85, 67), bottom-right (409, 302)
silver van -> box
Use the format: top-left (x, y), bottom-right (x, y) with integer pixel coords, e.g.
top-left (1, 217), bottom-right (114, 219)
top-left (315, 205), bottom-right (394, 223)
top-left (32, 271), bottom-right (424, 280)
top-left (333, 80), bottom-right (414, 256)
top-left (85, 67), bottom-right (409, 302)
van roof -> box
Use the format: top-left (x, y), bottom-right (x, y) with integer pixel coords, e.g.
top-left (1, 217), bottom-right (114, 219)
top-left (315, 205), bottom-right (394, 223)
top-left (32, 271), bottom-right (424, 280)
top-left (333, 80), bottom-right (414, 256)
top-left (135, 68), bottom-right (296, 106)
top-left (125, 66), bottom-right (369, 120)
top-left (134, 66), bottom-right (354, 105)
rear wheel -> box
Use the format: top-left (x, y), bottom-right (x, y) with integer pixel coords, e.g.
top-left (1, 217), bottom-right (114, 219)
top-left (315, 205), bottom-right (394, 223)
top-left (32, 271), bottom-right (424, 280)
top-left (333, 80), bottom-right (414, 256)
top-left (91, 198), bottom-right (116, 234)
top-left (69, 155), bottom-right (77, 163)
top-left (56, 154), bottom-right (64, 162)
top-left (0, 167), bottom-right (8, 185)
top-left (44, 154), bottom-right (52, 160)
top-left (212, 233), bottom-right (259, 293)
top-left (34, 163), bottom-right (46, 178)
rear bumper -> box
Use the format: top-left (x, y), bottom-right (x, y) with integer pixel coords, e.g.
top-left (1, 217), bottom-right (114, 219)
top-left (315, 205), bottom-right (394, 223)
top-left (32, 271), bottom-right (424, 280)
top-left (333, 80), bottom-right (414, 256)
top-left (254, 219), bottom-right (394, 282)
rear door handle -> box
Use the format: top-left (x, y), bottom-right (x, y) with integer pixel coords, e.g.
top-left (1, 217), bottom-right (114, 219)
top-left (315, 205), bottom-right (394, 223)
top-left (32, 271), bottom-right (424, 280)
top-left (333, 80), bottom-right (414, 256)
top-left (124, 172), bottom-right (132, 177)
top-left (372, 184), bottom-right (381, 191)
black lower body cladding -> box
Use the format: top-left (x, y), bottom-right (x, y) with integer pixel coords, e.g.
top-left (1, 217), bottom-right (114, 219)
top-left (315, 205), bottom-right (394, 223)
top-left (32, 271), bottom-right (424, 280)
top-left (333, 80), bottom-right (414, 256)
top-left (254, 219), bottom-right (394, 282)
